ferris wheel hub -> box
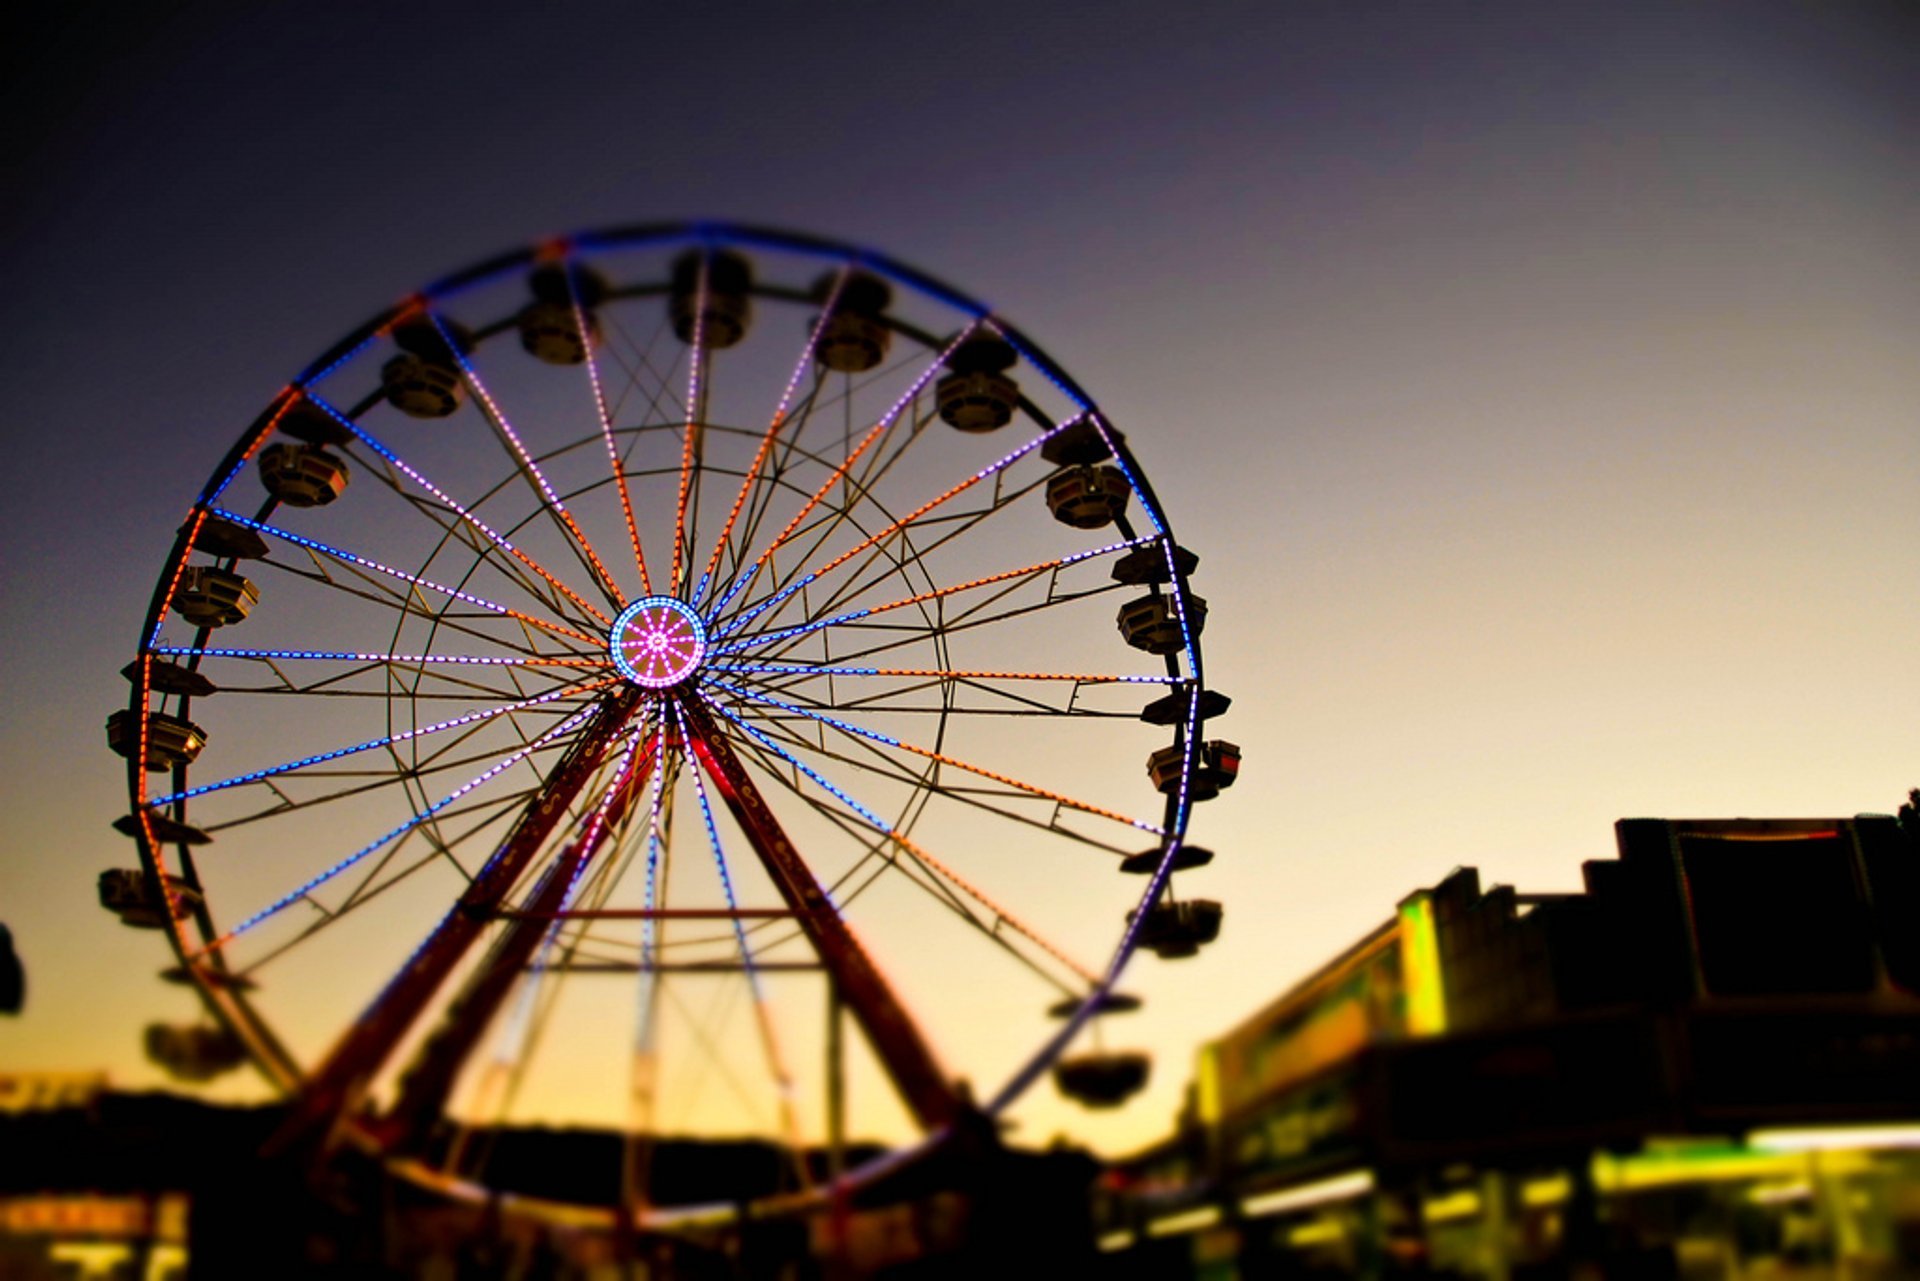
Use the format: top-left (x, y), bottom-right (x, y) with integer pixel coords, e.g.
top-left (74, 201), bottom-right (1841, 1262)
top-left (608, 596), bottom-right (709, 689)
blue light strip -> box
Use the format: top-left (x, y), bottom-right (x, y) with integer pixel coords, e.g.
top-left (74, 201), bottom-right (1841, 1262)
top-left (702, 699), bottom-right (886, 834)
top-left (153, 644), bottom-right (600, 668)
top-left (635, 701), bottom-right (671, 1051)
top-left (304, 393), bottom-right (607, 624)
top-left (668, 699), bottom-right (768, 1005)
top-left (208, 704), bottom-right (599, 947)
top-left (151, 679), bottom-right (607, 806)
top-left (204, 507), bottom-right (563, 627)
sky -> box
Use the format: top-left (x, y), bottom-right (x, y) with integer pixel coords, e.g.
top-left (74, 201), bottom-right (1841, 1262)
top-left (1, 1), bottom-right (1916, 1165)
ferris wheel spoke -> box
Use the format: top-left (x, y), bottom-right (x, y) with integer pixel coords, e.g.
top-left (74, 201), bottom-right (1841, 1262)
top-left (306, 392), bottom-right (613, 628)
top-left (666, 253), bottom-right (715, 600)
top-left (152, 676), bottom-right (615, 807)
top-left (668, 699), bottom-right (809, 1158)
top-left (715, 413), bottom-right (1080, 642)
top-left (711, 677), bottom-right (1161, 837)
top-left (596, 307), bottom-right (690, 436)
top-left (703, 698), bottom-right (1100, 997)
top-left (186, 702), bottom-right (606, 961)
top-left (704, 323), bottom-right (984, 625)
top-left (715, 669), bottom-right (1154, 721)
top-left (564, 259), bottom-right (654, 596)
top-left (693, 267), bottom-right (850, 608)
top-left (713, 535), bottom-right (1153, 659)
top-left (386, 724), bottom-right (654, 1145)
top-left (728, 701), bottom-right (1137, 864)
top-left (732, 579), bottom-right (1131, 678)
top-left (201, 506), bottom-right (604, 649)
top-left (150, 644), bottom-right (603, 672)
top-left (427, 310), bottom-right (628, 612)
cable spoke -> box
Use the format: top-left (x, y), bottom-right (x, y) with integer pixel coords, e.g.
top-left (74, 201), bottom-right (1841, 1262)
top-left (187, 702), bottom-right (603, 959)
top-left (428, 309), bottom-right (627, 611)
top-left (704, 323), bottom-right (985, 625)
top-left (711, 677), bottom-right (1161, 836)
top-left (152, 677), bottom-right (616, 806)
top-left (307, 392), bottom-right (613, 627)
top-left (716, 413), bottom-right (1081, 641)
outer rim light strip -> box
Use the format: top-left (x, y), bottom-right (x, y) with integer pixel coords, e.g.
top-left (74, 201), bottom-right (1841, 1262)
top-left (152, 677), bottom-right (615, 805)
top-left (712, 535), bottom-right (1152, 656)
top-left (716, 413), bottom-right (1079, 642)
top-left (193, 704), bottom-right (600, 956)
top-left (307, 392), bottom-right (611, 627)
top-left (709, 677), bottom-right (1161, 835)
top-left (705, 321), bottom-right (987, 626)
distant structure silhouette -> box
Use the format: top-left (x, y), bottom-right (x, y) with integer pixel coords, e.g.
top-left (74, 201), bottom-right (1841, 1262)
top-left (0, 923), bottom-right (22, 1014)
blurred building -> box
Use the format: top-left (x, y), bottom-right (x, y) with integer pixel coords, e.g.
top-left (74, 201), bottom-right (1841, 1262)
top-left (1095, 800), bottom-right (1920, 1279)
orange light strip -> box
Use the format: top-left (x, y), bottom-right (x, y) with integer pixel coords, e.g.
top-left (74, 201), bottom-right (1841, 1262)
top-left (709, 663), bottom-right (1177, 685)
top-left (884, 826), bottom-right (1099, 986)
top-left (312, 390), bottom-right (614, 631)
top-left (433, 312), bottom-right (625, 615)
top-left (696, 268), bottom-right (848, 595)
top-left (711, 677), bottom-right (1162, 835)
top-left (730, 539), bottom-right (1146, 652)
top-left (709, 323), bottom-right (985, 624)
top-left (728, 418), bottom-right (1063, 637)
top-left (670, 254), bottom-right (710, 597)
top-left (569, 257), bottom-right (653, 597)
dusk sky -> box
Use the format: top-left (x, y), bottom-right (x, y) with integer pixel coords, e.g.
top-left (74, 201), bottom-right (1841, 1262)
top-left (2, 2), bottom-right (1915, 1160)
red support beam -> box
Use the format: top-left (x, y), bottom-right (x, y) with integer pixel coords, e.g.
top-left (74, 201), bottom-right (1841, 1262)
top-left (268, 687), bottom-right (645, 1154)
top-left (380, 728), bottom-right (662, 1148)
top-left (677, 697), bottom-right (965, 1132)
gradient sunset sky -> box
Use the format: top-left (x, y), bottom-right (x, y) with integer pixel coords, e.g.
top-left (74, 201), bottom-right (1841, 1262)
top-left (2, 2), bottom-right (1914, 1156)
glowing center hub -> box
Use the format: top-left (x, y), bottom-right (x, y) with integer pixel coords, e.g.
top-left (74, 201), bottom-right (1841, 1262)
top-left (608, 596), bottom-right (708, 689)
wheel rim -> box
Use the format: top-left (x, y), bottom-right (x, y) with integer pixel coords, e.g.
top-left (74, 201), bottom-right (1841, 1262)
top-left (117, 223), bottom-right (1218, 1223)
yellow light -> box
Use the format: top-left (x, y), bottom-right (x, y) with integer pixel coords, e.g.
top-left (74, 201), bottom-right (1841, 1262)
top-left (1196, 1043), bottom-right (1223, 1127)
top-left (1520, 1173), bottom-right (1571, 1208)
top-left (1397, 893), bottom-right (1447, 1036)
top-left (1749, 1124), bottom-right (1920, 1152)
top-left (1421, 1189), bottom-right (1482, 1223)
top-left (1096, 1229), bottom-right (1136, 1253)
top-left (1287, 1219), bottom-right (1347, 1247)
top-left (1239, 1169), bottom-right (1376, 1220)
top-left (1147, 1205), bottom-right (1223, 1237)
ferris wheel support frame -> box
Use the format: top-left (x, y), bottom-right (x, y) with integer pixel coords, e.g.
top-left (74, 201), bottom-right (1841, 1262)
top-left (678, 696), bottom-right (965, 1133)
top-left (269, 686), bottom-right (647, 1153)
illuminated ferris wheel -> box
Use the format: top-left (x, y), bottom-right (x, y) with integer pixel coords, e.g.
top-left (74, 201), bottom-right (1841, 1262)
top-left (107, 223), bottom-right (1238, 1222)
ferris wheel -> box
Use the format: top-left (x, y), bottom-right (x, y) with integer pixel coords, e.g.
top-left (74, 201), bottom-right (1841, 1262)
top-left (107, 223), bottom-right (1238, 1222)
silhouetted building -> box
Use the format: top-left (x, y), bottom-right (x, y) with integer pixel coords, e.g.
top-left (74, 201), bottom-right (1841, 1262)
top-left (1095, 802), bottom-right (1920, 1278)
